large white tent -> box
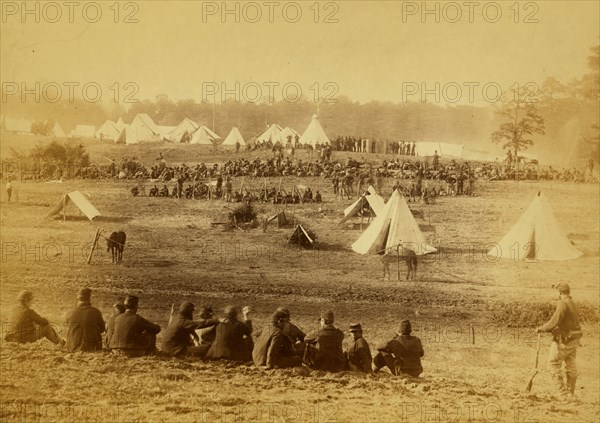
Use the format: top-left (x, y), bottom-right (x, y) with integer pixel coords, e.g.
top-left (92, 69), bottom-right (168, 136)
top-left (488, 191), bottom-right (583, 261)
top-left (255, 124), bottom-right (283, 144)
top-left (222, 127), bottom-right (245, 146)
top-left (352, 189), bottom-right (436, 255)
top-left (190, 125), bottom-right (220, 145)
top-left (116, 113), bottom-right (162, 144)
top-left (96, 120), bottom-right (120, 140)
top-left (165, 118), bottom-right (199, 142)
top-left (299, 114), bottom-right (330, 146)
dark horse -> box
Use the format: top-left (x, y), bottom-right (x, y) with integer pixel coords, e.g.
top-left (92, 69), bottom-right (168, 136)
top-left (107, 231), bottom-right (126, 264)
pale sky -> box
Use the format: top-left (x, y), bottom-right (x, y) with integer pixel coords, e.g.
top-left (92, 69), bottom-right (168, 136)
top-left (1, 1), bottom-right (598, 105)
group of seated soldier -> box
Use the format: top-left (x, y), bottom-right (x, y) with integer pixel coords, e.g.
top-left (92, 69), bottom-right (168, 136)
top-left (5, 289), bottom-right (425, 377)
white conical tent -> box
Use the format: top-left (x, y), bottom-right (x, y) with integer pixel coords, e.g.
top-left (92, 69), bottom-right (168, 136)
top-left (299, 114), bottom-right (330, 146)
top-left (222, 127), bottom-right (245, 146)
top-left (488, 192), bottom-right (583, 261)
top-left (116, 117), bottom-right (126, 130)
top-left (255, 124), bottom-right (283, 144)
top-left (352, 190), bottom-right (436, 255)
top-left (166, 118), bottom-right (199, 142)
top-left (190, 126), bottom-right (220, 145)
top-left (96, 120), bottom-right (120, 140)
top-left (339, 186), bottom-right (386, 225)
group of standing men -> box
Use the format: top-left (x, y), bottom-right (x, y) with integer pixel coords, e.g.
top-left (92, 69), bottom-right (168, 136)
top-left (4, 283), bottom-right (582, 397)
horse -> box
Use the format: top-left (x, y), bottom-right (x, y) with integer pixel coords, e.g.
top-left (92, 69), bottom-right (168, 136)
top-left (380, 250), bottom-right (418, 281)
top-left (107, 231), bottom-right (126, 264)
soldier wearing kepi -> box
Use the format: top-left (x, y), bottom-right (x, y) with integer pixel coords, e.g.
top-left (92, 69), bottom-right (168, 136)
top-left (373, 320), bottom-right (424, 377)
top-left (65, 288), bottom-right (105, 352)
top-left (536, 283), bottom-right (582, 396)
top-left (110, 295), bottom-right (161, 357)
top-left (303, 310), bottom-right (346, 372)
top-left (346, 323), bottom-right (372, 373)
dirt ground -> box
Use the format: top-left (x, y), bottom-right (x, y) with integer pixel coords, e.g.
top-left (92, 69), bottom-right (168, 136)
top-left (0, 145), bottom-right (599, 423)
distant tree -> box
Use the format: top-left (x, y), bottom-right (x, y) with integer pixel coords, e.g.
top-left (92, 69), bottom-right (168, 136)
top-left (491, 87), bottom-right (545, 161)
top-left (30, 120), bottom-right (53, 136)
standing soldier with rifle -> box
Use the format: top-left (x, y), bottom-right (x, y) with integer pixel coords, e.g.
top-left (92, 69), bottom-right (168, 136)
top-left (536, 283), bottom-right (582, 397)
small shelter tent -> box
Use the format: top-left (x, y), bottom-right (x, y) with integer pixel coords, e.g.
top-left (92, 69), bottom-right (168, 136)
top-left (222, 127), bottom-right (246, 146)
top-left (352, 189), bottom-right (436, 255)
top-left (46, 191), bottom-right (101, 221)
top-left (267, 211), bottom-right (288, 228)
top-left (339, 186), bottom-right (385, 225)
top-left (488, 191), bottom-right (583, 261)
top-left (299, 114), bottom-right (330, 146)
top-left (287, 224), bottom-right (315, 248)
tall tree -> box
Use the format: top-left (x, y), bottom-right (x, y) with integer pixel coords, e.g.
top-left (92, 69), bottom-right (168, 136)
top-left (491, 86), bottom-right (545, 161)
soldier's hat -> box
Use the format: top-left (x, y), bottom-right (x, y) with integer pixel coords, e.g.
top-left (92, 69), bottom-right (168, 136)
top-left (124, 295), bottom-right (139, 309)
top-left (320, 310), bottom-right (334, 324)
top-left (275, 306), bottom-right (291, 318)
top-left (78, 287), bottom-right (92, 301)
top-left (552, 282), bottom-right (570, 293)
top-left (349, 323), bottom-right (363, 332)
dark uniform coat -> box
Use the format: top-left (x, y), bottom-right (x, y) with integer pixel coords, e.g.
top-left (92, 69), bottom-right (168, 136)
top-left (304, 325), bottom-right (345, 372)
top-left (205, 319), bottom-right (253, 361)
top-left (65, 301), bottom-right (105, 352)
top-left (161, 316), bottom-right (219, 356)
top-left (376, 334), bottom-right (424, 377)
top-left (348, 336), bottom-right (372, 373)
top-left (253, 323), bottom-right (301, 368)
top-left (4, 304), bottom-right (48, 343)
top-left (110, 311), bottom-right (161, 352)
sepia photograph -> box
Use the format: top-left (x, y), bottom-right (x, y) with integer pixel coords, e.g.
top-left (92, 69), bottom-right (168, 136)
top-left (1, 1), bottom-right (599, 422)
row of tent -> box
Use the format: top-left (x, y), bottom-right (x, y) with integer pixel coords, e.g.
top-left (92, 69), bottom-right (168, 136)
top-left (3, 114), bottom-right (499, 160)
top-left (96, 113), bottom-right (332, 147)
top-left (47, 188), bottom-right (581, 261)
top-left (343, 187), bottom-right (582, 261)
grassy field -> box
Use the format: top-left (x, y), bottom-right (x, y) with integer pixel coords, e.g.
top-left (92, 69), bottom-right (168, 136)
top-left (0, 138), bottom-right (599, 423)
